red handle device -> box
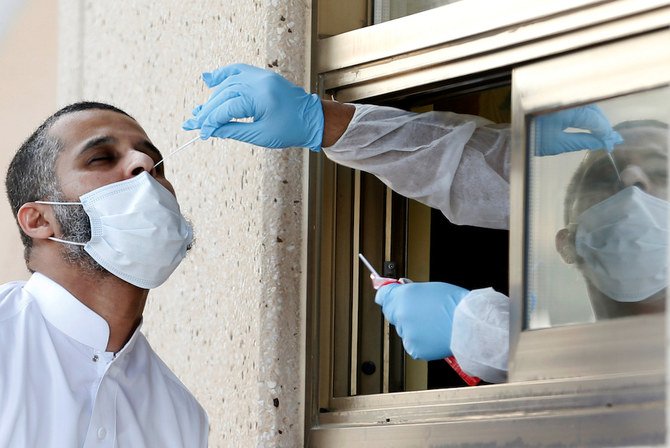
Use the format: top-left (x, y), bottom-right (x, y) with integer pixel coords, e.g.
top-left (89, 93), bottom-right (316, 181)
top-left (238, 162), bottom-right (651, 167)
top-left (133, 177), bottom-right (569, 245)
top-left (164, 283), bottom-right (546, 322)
top-left (445, 356), bottom-right (481, 386)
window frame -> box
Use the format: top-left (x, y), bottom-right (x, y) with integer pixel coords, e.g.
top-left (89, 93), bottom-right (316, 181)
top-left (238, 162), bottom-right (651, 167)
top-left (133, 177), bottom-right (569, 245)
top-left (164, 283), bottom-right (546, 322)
top-left (509, 31), bottom-right (670, 382)
top-left (305, 1), bottom-right (669, 445)
top-left (315, 0), bottom-right (668, 102)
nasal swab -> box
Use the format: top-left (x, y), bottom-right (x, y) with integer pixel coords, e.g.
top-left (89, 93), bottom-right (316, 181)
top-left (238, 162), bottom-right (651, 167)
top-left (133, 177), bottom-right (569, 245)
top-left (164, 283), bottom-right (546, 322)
top-left (154, 136), bottom-right (200, 169)
top-left (358, 253), bottom-right (381, 279)
top-left (606, 152), bottom-right (622, 183)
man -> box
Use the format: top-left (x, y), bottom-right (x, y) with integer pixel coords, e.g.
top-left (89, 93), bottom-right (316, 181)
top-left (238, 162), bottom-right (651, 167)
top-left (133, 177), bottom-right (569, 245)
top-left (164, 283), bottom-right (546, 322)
top-left (1, 102), bottom-right (208, 447)
top-left (182, 64), bottom-right (630, 383)
top-left (554, 120), bottom-right (667, 319)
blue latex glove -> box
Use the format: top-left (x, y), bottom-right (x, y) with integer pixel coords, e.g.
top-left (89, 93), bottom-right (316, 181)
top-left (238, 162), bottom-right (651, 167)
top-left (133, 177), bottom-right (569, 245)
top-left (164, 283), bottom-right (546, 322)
top-left (182, 63), bottom-right (324, 152)
top-left (375, 282), bottom-right (470, 360)
top-left (534, 104), bottom-right (623, 156)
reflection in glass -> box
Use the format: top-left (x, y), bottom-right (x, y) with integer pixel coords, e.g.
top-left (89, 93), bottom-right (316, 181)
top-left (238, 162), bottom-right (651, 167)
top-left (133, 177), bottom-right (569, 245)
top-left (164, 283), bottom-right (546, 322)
top-left (526, 88), bottom-right (669, 329)
top-left (373, 0), bottom-right (464, 24)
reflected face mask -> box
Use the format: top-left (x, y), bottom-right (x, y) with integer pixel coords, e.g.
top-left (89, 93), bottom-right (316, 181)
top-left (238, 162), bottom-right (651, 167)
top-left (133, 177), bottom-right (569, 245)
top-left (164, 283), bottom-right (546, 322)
top-left (37, 172), bottom-right (193, 289)
top-left (575, 186), bottom-right (668, 302)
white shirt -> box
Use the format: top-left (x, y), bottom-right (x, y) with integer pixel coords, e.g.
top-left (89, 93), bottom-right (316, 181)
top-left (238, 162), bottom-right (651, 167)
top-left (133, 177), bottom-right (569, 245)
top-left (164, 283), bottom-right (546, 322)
top-left (0, 273), bottom-right (208, 447)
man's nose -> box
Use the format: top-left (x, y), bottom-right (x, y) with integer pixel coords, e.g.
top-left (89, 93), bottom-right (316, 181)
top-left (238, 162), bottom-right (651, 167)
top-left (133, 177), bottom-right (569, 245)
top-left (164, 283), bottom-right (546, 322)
top-left (124, 150), bottom-right (156, 178)
top-left (620, 164), bottom-right (651, 191)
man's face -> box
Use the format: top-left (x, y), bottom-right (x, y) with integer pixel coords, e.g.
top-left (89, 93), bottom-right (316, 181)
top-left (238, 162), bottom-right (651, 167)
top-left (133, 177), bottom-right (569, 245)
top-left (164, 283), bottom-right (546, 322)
top-left (50, 109), bottom-right (175, 201)
top-left (45, 109), bottom-right (179, 274)
top-left (570, 133), bottom-right (668, 219)
top-left (565, 127), bottom-right (668, 316)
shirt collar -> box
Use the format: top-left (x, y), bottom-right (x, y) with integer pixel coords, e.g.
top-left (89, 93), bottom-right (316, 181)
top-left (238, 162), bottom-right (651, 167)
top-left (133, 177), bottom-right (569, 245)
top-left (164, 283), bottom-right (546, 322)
top-left (25, 272), bottom-right (110, 351)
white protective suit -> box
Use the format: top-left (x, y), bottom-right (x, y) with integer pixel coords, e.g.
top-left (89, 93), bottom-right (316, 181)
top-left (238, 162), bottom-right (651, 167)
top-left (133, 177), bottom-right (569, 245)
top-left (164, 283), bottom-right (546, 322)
top-left (324, 104), bottom-right (510, 383)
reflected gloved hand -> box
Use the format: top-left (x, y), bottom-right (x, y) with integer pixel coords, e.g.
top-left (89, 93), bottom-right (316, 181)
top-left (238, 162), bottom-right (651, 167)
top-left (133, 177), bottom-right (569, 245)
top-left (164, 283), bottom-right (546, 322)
top-left (375, 282), bottom-right (470, 360)
top-left (182, 63), bottom-right (324, 151)
top-left (534, 104), bottom-right (623, 156)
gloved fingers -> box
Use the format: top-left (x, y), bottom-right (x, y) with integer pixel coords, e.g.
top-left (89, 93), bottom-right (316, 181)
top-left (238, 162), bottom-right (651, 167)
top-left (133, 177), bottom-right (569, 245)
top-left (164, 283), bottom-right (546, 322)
top-left (182, 68), bottom-right (238, 124)
top-left (551, 132), bottom-right (608, 153)
top-left (182, 104), bottom-right (206, 129)
top-left (374, 283), bottom-right (400, 307)
top-left (375, 283), bottom-right (403, 326)
top-left (208, 121), bottom-right (257, 143)
top-left (201, 83), bottom-right (249, 116)
top-left (399, 327), bottom-right (449, 361)
top-left (200, 95), bottom-right (254, 139)
top-left (569, 105), bottom-right (611, 134)
top-left (560, 105), bottom-right (623, 151)
top-left (600, 128), bottom-right (624, 151)
top-left (184, 86), bottom-right (247, 131)
top-left (201, 63), bottom-right (249, 88)
top-left (182, 117), bottom-right (200, 131)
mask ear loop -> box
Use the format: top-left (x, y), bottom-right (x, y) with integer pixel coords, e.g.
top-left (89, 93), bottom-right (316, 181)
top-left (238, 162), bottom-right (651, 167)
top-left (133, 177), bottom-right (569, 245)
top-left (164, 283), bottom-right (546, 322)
top-left (33, 201), bottom-right (88, 246)
top-left (35, 200), bottom-right (81, 205)
top-left (48, 236), bottom-right (86, 246)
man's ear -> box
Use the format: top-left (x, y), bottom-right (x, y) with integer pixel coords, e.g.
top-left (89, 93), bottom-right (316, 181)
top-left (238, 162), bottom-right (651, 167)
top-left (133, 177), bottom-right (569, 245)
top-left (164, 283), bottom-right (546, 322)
top-left (17, 203), bottom-right (55, 240)
top-left (555, 228), bottom-right (577, 264)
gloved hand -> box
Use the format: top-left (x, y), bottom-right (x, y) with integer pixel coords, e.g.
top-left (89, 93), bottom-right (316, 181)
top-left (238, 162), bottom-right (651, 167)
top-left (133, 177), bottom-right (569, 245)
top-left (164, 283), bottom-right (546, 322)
top-left (534, 104), bottom-right (623, 156)
top-left (375, 282), bottom-right (470, 360)
top-left (182, 63), bottom-right (324, 152)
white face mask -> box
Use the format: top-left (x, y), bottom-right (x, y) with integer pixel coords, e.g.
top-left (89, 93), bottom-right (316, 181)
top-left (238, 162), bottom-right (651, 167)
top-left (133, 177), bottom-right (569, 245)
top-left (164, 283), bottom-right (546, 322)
top-left (37, 172), bottom-right (193, 289)
top-left (575, 186), bottom-right (668, 302)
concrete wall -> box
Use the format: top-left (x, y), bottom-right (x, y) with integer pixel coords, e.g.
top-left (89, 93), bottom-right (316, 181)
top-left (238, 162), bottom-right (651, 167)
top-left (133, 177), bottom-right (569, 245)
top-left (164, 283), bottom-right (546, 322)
top-left (0, 0), bottom-right (57, 284)
top-left (58, 1), bottom-right (310, 446)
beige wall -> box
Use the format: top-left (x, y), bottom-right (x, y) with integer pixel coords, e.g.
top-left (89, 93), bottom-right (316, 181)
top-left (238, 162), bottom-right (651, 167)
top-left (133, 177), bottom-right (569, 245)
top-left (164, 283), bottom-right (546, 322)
top-left (0, 0), bottom-right (57, 283)
top-left (58, 1), bottom-right (310, 446)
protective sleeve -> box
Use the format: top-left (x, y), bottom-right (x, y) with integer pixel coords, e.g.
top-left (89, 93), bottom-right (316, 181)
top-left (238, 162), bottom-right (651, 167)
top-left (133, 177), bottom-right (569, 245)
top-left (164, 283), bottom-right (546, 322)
top-left (450, 288), bottom-right (509, 383)
top-left (323, 104), bottom-right (511, 230)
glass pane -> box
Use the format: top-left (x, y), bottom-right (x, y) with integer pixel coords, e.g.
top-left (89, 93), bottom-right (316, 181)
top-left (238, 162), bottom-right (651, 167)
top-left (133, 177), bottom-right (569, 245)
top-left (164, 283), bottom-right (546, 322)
top-left (526, 87), bottom-right (670, 330)
top-left (374, 0), bottom-right (464, 24)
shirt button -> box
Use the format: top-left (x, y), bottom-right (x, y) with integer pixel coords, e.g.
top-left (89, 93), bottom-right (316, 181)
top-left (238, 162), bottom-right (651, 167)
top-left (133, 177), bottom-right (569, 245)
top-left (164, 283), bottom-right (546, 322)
top-left (97, 427), bottom-right (107, 439)
top-left (92, 355), bottom-right (99, 362)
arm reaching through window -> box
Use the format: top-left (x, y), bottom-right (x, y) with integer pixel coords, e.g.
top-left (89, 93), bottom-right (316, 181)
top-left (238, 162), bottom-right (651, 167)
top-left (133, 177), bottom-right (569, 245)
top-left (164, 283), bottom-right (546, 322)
top-left (183, 65), bottom-right (619, 232)
top-left (376, 282), bottom-right (509, 384)
top-left (324, 104), bottom-right (511, 229)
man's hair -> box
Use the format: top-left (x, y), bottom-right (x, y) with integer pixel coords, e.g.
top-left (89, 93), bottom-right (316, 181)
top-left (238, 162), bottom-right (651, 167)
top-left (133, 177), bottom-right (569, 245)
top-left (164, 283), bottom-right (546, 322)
top-left (5, 101), bottom-right (134, 262)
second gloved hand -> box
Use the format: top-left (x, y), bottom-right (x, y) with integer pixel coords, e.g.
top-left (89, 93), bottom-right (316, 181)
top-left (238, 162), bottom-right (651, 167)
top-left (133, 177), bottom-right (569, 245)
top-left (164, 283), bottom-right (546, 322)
top-left (182, 63), bottom-right (324, 151)
top-left (375, 282), bottom-right (470, 360)
top-left (534, 104), bottom-right (623, 156)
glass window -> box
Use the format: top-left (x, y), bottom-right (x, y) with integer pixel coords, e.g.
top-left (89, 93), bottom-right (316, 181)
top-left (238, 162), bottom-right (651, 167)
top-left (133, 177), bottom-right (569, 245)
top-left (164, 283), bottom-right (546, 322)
top-left (525, 88), bottom-right (670, 330)
top-left (317, 0), bottom-right (469, 36)
top-left (373, 0), bottom-right (464, 24)
top-left (509, 30), bottom-right (668, 385)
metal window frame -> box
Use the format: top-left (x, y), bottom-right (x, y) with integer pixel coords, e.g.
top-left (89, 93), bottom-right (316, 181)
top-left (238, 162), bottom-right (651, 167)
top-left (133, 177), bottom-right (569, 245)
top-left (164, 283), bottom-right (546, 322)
top-left (315, 0), bottom-right (669, 102)
top-left (509, 30), bottom-right (670, 382)
top-left (305, 1), bottom-right (669, 445)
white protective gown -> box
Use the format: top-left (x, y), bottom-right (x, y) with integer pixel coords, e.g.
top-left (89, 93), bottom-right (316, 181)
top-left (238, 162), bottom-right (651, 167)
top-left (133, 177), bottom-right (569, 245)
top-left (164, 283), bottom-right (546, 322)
top-left (324, 104), bottom-right (510, 383)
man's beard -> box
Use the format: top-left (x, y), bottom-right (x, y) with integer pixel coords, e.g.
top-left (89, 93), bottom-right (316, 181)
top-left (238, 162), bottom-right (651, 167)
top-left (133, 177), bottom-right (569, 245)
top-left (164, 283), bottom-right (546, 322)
top-left (51, 197), bottom-right (195, 278)
top-left (51, 201), bottom-right (110, 277)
